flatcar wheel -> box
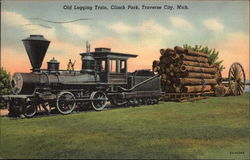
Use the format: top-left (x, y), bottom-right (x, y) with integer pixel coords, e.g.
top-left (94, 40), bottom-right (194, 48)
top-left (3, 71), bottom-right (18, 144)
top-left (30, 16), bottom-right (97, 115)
top-left (56, 91), bottom-right (76, 115)
top-left (150, 98), bottom-right (154, 105)
top-left (228, 62), bottom-right (246, 96)
top-left (110, 98), bottom-right (128, 107)
top-left (141, 98), bottom-right (147, 105)
top-left (138, 98), bottom-right (143, 105)
top-left (152, 98), bottom-right (159, 104)
top-left (130, 98), bottom-right (138, 107)
top-left (155, 98), bottom-right (159, 104)
top-left (146, 98), bottom-right (151, 105)
top-left (134, 98), bottom-right (139, 106)
top-left (128, 99), bottom-right (134, 106)
top-left (23, 103), bottom-right (37, 118)
top-left (151, 98), bottom-right (156, 105)
top-left (90, 91), bottom-right (107, 111)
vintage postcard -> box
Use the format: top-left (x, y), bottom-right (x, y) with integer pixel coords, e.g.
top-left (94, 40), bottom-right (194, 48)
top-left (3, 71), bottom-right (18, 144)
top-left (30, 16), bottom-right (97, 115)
top-left (0, 0), bottom-right (249, 159)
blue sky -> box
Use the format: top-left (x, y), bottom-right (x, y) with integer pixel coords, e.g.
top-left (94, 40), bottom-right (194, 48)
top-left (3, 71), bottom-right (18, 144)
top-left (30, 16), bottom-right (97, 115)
top-left (1, 0), bottom-right (249, 77)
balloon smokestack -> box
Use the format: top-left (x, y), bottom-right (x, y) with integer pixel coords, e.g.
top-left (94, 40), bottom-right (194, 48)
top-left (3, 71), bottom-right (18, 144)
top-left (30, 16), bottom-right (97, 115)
top-left (22, 35), bottom-right (50, 72)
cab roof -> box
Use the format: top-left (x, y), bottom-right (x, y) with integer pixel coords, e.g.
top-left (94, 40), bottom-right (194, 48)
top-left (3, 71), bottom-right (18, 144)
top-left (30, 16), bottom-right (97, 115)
top-left (80, 47), bottom-right (138, 60)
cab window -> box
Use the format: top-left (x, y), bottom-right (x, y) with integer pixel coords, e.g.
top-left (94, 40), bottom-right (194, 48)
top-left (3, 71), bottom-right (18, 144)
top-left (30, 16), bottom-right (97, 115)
top-left (109, 60), bottom-right (116, 72)
top-left (120, 60), bottom-right (126, 73)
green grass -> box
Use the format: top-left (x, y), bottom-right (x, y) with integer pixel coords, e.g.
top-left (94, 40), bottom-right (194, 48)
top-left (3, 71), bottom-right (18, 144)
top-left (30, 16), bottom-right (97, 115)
top-left (0, 94), bottom-right (249, 159)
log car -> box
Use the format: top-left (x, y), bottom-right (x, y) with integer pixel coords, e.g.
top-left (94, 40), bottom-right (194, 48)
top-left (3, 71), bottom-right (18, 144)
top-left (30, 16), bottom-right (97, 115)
top-left (153, 46), bottom-right (246, 102)
top-left (2, 35), bottom-right (163, 118)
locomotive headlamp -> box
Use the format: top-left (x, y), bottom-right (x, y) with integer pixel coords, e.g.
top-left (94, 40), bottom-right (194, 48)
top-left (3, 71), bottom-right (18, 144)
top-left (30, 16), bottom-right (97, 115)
top-left (10, 72), bottom-right (40, 95)
top-left (11, 73), bottom-right (23, 95)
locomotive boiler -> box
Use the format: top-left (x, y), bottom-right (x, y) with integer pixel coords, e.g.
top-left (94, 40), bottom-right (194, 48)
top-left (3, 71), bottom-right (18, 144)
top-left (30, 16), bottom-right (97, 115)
top-left (2, 35), bottom-right (163, 118)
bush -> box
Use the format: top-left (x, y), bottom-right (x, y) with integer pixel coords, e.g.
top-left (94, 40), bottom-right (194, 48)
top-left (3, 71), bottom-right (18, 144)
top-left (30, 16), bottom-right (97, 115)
top-left (0, 67), bottom-right (11, 109)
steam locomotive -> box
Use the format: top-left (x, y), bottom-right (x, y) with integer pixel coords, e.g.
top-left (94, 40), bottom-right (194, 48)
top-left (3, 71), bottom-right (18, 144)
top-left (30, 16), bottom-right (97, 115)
top-left (2, 35), bottom-right (162, 118)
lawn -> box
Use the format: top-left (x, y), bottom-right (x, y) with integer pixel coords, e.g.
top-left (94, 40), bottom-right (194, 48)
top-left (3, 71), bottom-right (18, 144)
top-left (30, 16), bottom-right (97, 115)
top-left (0, 94), bottom-right (249, 159)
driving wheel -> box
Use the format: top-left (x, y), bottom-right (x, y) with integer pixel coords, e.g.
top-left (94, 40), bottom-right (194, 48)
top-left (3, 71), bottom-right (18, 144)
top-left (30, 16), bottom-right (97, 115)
top-left (56, 91), bottom-right (76, 114)
top-left (90, 91), bottom-right (108, 111)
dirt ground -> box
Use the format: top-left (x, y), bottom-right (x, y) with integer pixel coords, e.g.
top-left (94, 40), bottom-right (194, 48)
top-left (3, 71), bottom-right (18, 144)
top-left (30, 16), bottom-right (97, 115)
top-left (0, 109), bottom-right (8, 116)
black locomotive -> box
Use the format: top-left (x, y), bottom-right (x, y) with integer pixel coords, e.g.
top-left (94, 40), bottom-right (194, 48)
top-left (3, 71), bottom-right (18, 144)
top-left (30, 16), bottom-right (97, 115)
top-left (2, 35), bottom-right (162, 118)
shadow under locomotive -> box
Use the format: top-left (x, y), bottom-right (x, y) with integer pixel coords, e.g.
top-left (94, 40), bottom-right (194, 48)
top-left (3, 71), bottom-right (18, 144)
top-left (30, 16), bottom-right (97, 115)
top-left (1, 35), bottom-right (163, 118)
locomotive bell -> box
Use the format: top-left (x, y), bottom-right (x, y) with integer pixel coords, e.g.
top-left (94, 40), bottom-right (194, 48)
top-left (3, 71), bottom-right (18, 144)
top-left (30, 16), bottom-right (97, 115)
top-left (22, 35), bottom-right (50, 72)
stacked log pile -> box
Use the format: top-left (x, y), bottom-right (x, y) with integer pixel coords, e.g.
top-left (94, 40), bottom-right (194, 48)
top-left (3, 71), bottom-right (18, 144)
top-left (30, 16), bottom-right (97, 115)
top-left (153, 46), bottom-right (221, 94)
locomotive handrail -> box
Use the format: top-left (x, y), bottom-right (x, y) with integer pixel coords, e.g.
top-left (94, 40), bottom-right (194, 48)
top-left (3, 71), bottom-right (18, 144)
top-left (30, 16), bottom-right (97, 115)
top-left (118, 74), bottom-right (160, 92)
